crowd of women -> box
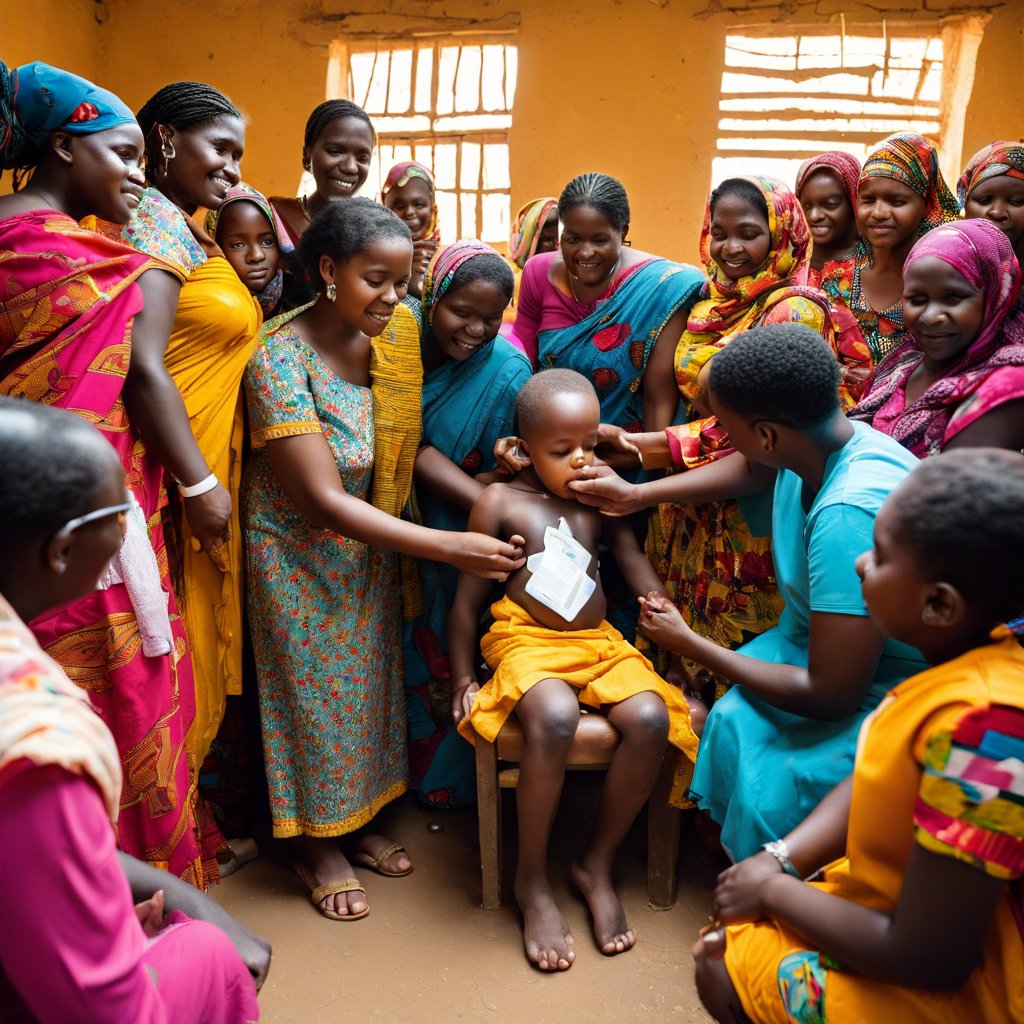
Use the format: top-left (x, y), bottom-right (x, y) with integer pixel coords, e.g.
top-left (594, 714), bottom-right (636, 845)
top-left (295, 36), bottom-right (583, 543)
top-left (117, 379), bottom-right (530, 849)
top-left (1, 54), bottom-right (1023, 1023)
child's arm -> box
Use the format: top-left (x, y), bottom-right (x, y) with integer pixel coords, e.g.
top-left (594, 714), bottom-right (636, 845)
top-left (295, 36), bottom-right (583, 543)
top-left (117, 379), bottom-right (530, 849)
top-left (603, 517), bottom-right (669, 600)
top-left (448, 486), bottom-right (507, 722)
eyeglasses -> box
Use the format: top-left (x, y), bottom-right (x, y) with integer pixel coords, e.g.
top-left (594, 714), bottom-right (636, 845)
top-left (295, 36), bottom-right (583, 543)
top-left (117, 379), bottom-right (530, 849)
top-left (52, 500), bottom-right (134, 544)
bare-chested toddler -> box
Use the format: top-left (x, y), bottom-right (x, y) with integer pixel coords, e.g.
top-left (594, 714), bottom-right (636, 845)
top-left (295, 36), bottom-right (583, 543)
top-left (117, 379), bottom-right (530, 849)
top-left (448, 369), bottom-right (699, 972)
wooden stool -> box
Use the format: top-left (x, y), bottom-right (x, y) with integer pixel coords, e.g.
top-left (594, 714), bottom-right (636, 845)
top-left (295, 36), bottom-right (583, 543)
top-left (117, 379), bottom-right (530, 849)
top-left (472, 711), bottom-right (685, 911)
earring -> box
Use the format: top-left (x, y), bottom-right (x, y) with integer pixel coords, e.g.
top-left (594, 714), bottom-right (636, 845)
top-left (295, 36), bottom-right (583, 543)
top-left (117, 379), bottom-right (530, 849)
top-left (325, 282), bottom-right (337, 302)
top-left (303, 160), bottom-right (311, 172)
top-left (159, 135), bottom-right (176, 178)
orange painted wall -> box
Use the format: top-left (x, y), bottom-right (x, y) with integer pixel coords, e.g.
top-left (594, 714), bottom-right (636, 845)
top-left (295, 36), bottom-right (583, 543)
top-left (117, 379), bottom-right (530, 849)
top-left (4, 0), bottom-right (1022, 263)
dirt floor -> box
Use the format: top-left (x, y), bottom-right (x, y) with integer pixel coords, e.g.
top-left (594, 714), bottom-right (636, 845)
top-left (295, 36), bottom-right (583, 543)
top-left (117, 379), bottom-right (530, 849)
top-left (213, 775), bottom-right (718, 1023)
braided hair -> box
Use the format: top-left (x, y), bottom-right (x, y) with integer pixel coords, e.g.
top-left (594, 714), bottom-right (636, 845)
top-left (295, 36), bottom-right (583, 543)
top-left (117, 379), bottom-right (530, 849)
top-left (558, 172), bottom-right (630, 233)
top-left (304, 99), bottom-right (375, 151)
top-left (136, 81), bottom-right (240, 179)
top-left (0, 61), bottom-right (45, 184)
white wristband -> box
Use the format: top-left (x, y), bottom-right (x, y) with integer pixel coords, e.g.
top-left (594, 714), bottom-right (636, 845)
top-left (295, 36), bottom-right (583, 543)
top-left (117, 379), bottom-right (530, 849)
top-left (177, 472), bottom-right (219, 498)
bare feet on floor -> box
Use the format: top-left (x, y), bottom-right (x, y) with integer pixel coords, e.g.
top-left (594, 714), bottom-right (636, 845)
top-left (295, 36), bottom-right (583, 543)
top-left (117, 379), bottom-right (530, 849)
top-left (303, 837), bottom-right (368, 919)
top-left (514, 878), bottom-right (576, 971)
top-left (570, 859), bottom-right (636, 956)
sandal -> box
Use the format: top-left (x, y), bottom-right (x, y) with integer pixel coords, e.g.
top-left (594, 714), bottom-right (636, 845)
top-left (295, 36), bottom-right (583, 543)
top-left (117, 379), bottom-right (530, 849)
top-left (291, 861), bottom-right (369, 921)
top-left (353, 840), bottom-right (413, 878)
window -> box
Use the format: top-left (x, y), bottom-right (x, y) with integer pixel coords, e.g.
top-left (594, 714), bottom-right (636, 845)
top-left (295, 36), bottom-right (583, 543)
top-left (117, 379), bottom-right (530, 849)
top-left (326, 38), bottom-right (518, 244)
top-left (714, 23), bottom-right (946, 187)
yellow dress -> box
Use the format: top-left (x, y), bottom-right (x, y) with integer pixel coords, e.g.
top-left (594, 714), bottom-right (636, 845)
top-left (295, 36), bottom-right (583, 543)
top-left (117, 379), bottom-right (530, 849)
top-left (164, 258), bottom-right (261, 764)
top-left (724, 633), bottom-right (1024, 1023)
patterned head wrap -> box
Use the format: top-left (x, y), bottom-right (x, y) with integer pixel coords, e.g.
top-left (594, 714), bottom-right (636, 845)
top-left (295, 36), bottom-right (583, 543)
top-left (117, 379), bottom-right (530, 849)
top-left (508, 197), bottom-right (558, 270)
top-left (205, 181), bottom-right (294, 315)
top-left (957, 140), bottom-right (1024, 208)
top-left (851, 219), bottom-right (1024, 454)
top-left (688, 175), bottom-right (810, 337)
top-left (423, 240), bottom-right (497, 326)
top-left (859, 131), bottom-right (959, 234)
top-left (381, 160), bottom-right (438, 242)
top-left (795, 151), bottom-right (861, 218)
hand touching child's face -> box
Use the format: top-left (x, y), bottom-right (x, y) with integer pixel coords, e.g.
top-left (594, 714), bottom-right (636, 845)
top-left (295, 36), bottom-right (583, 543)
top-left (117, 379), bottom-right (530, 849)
top-left (519, 390), bottom-right (600, 500)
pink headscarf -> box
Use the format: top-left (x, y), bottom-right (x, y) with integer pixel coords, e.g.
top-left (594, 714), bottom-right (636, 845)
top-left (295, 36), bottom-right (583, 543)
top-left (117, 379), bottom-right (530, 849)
top-left (795, 151), bottom-right (862, 217)
top-left (852, 219), bottom-right (1024, 455)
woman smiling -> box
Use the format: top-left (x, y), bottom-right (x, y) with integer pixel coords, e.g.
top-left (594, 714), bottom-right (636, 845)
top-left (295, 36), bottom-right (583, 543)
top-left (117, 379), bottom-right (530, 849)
top-left (99, 81), bottom-right (262, 778)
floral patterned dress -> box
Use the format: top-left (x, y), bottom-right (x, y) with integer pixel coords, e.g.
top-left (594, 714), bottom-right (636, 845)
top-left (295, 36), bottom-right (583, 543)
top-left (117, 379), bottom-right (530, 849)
top-left (243, 314), bottom-right (407, 839)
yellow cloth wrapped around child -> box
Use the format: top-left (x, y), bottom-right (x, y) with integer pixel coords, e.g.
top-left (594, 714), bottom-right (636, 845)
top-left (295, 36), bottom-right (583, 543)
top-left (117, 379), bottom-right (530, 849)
top-left (458, 596), bottom-right (699, 764)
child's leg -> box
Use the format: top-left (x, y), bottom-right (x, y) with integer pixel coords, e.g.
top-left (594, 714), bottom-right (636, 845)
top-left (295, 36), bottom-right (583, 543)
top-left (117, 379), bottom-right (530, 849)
top-left (513, 676), bottom-right (581, 971)
top-left (693, 930), bottom-right (754, 1023)
top-left (572, 691), bottom-right (669, 955)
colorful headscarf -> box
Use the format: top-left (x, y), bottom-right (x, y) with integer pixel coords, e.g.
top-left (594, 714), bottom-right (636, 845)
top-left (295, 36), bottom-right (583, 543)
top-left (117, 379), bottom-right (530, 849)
top-left (795, 151), bottom-right (862, 219)
top-left (4, 61), bottom-right (136, 139)
top-left (381, 161), bottom-right (439, 242)
top-left (687, 175), bottom-right (811, 339)
top-left (852, 219), bottom-right (1024, 456)
top-left (423, 240), bottom-right (500, 326)
top-left (859, 131), bottom-right (959, 235)
top-left (509, 197), bottom-right (558, 270)
top-left (957, 140), bottom-right (1024, 208)
top-left (205, 181), bottom-right (294, 315)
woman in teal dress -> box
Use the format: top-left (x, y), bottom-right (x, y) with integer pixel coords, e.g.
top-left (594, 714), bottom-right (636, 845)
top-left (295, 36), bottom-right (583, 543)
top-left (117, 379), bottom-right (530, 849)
top-left (243, 201), bottom-right (525, 920)
top-left (635, 323), bottom-right (928, 862)
top-left (405, 241), bottom-right (531, 806)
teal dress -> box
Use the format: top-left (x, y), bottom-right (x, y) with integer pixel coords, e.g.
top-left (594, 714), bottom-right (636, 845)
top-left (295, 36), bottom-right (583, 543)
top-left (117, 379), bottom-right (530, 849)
top-left (405, 336), bottom-right (531, 807)
top-left (689, 422), bottom-right (927, 860)
top-left (243, 314), bottom-right (407, 838)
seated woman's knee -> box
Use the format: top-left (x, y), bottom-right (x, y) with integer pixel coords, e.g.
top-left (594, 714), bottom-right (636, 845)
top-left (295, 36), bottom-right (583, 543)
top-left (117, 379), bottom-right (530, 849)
top-left (620, 693), bottom-right (670, 742)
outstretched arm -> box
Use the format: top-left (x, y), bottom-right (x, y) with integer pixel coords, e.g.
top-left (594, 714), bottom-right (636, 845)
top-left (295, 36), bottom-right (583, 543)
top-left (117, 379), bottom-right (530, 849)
top-left (640, 600), bottom-right (884, 720)
top-left (569, 452), bottom-right (775, 517)
top-left (448, 486), bottom-right (507, 721)
top-left (266, 432), bottom-right (523, 579)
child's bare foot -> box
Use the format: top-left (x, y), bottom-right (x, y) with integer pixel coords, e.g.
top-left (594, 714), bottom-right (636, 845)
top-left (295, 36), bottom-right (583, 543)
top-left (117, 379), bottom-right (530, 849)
top-left (570, 859), bottom-right (636, 956)
top-left (514, 878), bottom-right (576, 970)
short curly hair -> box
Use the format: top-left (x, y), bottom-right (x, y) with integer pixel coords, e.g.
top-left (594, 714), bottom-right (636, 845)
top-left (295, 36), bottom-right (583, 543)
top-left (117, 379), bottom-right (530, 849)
top-left (515, 369), bottom-right (598, 439)
top-left (448, 251), bottom-right (514, 303)
top-left (886, 449), bottom-right (1024, 625)
top-left (297, 197), bottom-right (411, 293)
top-left (709, 177), bottom-right (769, 223)
top-left (0, 397), bottom-right (119, 544)
top-left (707, 322), bottom-right (840, 429)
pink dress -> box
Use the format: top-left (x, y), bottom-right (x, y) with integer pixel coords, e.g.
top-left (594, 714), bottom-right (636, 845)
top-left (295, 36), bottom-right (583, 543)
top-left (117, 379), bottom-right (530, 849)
top-left (0, 764), bottom-right (259, 1024)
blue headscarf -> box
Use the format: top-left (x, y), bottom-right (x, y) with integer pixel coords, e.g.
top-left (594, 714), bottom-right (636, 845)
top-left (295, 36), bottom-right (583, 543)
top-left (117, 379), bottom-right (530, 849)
top-left (5, 61), bottom-right (136, 138)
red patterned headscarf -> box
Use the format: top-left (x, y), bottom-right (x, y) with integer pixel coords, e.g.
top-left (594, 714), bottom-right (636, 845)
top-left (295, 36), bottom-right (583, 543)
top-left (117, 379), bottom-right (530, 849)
top-left (795, 151), bottom-right (861, 217)
top-left (957, 140), bottom-right (1024, 207)
top-left (687, 175), bottom-right (810, 338)
top-left (422, 240), bottom-right (498, 326)
top-left (852, 219), bottom-right (1024, 455)
top-left (859, 131), bottom-right (959, 235)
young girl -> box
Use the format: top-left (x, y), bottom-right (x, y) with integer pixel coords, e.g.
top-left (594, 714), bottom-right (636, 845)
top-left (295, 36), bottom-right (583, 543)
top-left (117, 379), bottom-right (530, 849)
top-left (207, 182), bottom-right (292, 317)
top-left (958, 140), bottom-right (1024, 264)
top-left (794, 151), bottom-right (861, 288)
top-left (852, 218), bottom-right (1024, 455)
top-left (270, 99), bottom-right (375, 247)
top-left (691, 448), bottom-right (1024, 1024)
top-left (406, 241), bottom-right (530, 807)
top-left (821, 131), bottom-right (959, 366)
top-left (243, 199), bottom-right (524, 921)
top-left (381, 160), bottom-right (440, 299)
